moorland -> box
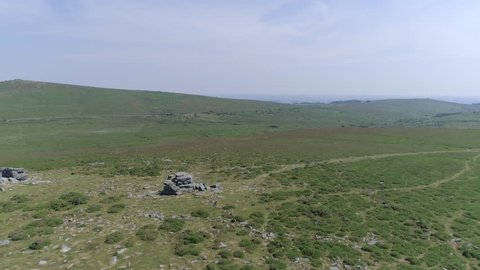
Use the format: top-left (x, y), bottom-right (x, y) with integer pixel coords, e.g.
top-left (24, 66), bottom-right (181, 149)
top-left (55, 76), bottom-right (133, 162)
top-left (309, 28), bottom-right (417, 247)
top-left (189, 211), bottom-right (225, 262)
top-left (1, 79), bottom-right (480, 270)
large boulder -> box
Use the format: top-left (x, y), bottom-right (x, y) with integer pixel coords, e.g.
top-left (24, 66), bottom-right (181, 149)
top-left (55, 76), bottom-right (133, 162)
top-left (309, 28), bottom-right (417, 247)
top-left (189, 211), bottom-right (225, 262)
top-left (160, 172), bottom-right (216, 195)
top-left (1, 168), bottom-right (27, 181)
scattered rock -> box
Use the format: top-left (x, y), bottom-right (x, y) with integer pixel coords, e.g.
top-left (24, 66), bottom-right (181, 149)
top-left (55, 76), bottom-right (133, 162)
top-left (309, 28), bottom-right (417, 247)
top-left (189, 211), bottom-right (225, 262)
top-left (0, 187), bottom-right (4, 192)
top-left (144, 211), bottom-right (164, 220)
top-left (110, 256), bottom-right (118, 266)
top-left (0, 239), bottom-right (10, 246)
top-left (60, 244), bottom-right (71, 253)
top-left (363, 232), bottom-right (379, 246)
top-left (160, 172), bottom-right (219, 195)
top-left (1, 167), bottom-right (28, 181)
top-left (38, 260), bottom-right (48, 266)
top-left (210, 183), bottom-right (222, 193)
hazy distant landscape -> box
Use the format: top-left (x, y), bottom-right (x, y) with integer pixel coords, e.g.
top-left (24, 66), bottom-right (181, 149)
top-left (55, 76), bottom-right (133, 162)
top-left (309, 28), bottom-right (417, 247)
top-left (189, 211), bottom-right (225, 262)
top-left (218, 94), bottom-right (480, 105)
top-left (2, 1), bottom-right (480, 270)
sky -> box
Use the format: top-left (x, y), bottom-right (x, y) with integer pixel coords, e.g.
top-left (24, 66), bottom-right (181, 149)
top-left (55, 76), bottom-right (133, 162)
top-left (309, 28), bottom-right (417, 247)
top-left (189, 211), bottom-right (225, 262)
top-left (1, 0), bottom-right (480, 97)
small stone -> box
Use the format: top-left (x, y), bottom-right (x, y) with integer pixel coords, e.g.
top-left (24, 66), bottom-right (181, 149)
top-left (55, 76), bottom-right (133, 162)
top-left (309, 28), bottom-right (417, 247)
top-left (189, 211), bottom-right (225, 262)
top-left (38, 260), bottom-right (48, 266)
top-left (117, 248), bottom-right (128, 255)
top-left (0, 239), bottom-right (10, 246)
top-left (60, 244), bottom-right (71, 253)
top-left (110, 256), bottom-right (118, 266)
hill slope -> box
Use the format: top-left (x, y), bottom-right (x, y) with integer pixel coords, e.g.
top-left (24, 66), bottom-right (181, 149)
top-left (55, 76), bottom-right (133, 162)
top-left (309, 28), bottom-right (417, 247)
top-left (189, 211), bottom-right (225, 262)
top-left (0, 79), bottom-right (287, 119)
top-left (2, 79), bottom-right (478, 124)
top-left (2, 80), bottom-right (480, 269)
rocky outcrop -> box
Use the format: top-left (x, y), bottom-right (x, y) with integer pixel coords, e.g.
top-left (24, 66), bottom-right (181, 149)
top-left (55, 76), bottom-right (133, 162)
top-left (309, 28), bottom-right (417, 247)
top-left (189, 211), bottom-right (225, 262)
top-left (144, 211), bottom-right (164, 220)
top-left (160, 172), bottom-right (221, 195)
top-left (1, 168), bottom-right (28, 182)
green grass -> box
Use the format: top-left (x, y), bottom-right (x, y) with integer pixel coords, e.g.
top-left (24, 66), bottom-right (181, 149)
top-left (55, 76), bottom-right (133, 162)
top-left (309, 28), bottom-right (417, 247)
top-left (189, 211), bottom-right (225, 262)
top-left (2, 80), bottom-right (480, 269)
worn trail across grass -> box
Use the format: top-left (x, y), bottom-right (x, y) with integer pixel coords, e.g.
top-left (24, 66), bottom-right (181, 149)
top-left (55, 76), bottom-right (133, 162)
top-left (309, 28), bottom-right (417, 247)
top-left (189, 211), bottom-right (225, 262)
top-left (255, 149), bottom-right (480, 269)
top-left (270, 149), bottom-right (480, 174)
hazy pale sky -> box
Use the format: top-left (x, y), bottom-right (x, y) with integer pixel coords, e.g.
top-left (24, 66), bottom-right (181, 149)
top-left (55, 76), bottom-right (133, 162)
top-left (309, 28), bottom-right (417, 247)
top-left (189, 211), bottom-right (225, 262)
top-left (1, 0), bottom-right (480, 96)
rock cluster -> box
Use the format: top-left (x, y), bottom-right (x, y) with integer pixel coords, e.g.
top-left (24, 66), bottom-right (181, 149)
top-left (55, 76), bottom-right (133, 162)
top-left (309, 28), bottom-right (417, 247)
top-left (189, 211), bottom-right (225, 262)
top-left (144, 211), bottom-right (164, 220)
top-left (160, 172), bottom-right (221, 195)
top-left (0, 239), bottom-right (10, 246)
top-left (1, 167), bottom-right (28, 182)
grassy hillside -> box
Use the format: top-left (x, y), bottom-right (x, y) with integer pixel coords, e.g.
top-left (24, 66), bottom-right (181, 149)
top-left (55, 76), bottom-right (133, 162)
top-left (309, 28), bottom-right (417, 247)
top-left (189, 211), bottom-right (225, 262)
top-left (2, 80), bottom-right (480, 269)
top-left (1, 79), bottom-right (480, 169)
top-left (0, 79), bottom-right (287, 119)
top-left (1, 79), bottom-right (479, 126)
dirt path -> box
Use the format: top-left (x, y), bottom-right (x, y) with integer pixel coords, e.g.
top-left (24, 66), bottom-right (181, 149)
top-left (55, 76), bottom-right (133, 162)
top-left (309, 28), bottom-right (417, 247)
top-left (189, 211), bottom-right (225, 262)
top-left (247, 149), bottom-right (480, 196)
top-left (255, 148), bottom-right (479, 179)
top-left (443, 211), bottom-right (472, 270)
top-left (278, 149), bottom-right (480, 173)
top-left (380, 152), bottom-right (480, 193)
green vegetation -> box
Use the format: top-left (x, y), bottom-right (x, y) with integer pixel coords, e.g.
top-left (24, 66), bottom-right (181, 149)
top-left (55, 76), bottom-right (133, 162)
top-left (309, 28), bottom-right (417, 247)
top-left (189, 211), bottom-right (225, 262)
top-left (182, 231), bottom-right (209, 245)
top-left (159, 218), bottom-right (185, 232)
top-left (50, 192), bottom-right (89, 211)
top-left (107, 203), bottom-right (126, 213)
top-left (105, 231), bottom-right (125, 244)
top-left (86, 204), bottom-right (102, 213)
top-left (136, 224), bottom-right (159, 241)
top-left (1, 80), bottom-right (480, 269)
top-left (191, 209), bottom-right (210, 218)
top-left (28, 239), bottom-right (51, 250)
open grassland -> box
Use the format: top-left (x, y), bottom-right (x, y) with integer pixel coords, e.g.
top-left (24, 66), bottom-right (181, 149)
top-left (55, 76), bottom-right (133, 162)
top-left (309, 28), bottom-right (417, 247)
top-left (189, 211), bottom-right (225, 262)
top-left (1, 128), bottom-right (480, 269)
top-left (2, 80), bottom-right (480, 269)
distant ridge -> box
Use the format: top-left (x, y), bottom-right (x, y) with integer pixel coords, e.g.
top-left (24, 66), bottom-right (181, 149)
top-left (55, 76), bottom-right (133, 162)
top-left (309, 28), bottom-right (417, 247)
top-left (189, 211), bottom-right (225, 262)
top-left (1, 79), bottom-right (479, 128)
top-left (0, 79), bottom-right (287, 119)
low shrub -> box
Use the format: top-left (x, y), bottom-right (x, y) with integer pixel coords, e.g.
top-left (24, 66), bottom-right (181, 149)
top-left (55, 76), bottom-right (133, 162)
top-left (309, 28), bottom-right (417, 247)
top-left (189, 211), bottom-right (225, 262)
top-left (249, 211), bottom-right (266, 226)
top-left (124, 239), bottom-right (135, 247)
top-left (107, 203), bottom-right (126, 213)
top-left (9, 229), bottom-right (29, 241)
top-left (49, 199), bottom-right (71, 211)
top-left (11, 194), bottom-right (30, 203)
top-left (239, 238), bottom-right (260, 252)
top-left (191, 209), bottom-right (210, 218)
top-left (44, 216), bottom-right (63, 227)
top-left (233, 250), bottom-right (245, 258)
top-left (50, 192), bottom-right (88, 211)
top-left (159, 218), bottom-right (185, 232)
top-left (136, 224), bottom-right (158, 241)
top-left (100, 196), bottom-right (121, 204)
top-left (86, 204), bottom-right (102, 213)
top-left (174, 244), bottom-right (201, 256)
top-left (0, 201), bottom-right (23, 213)
top-left (29, 238), bottom-right (51, 250)
top-left (32, 210), bottom-right (49, 219)
top-left (105, 231), bottom-right (125, 244)
top-left (266, 258), bottom-right (287, 270)
top-left (60, 192), bottom-right (88, 206)
top-left (217, 250), bottom-right (231, 259)
top-left (182, 231), bottom-right (209, 244)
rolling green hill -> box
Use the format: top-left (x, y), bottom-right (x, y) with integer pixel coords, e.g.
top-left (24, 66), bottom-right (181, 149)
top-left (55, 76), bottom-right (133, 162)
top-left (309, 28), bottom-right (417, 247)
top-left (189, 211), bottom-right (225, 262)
top-left (1, 79), bottom-right (480, 170)
top-left (1, 79), bottom-right (478, 124)
top-left (326, 98), bottom-right (477, 118)
top-left (2, 80), bottom-right (480, 269)
top-left (0, 79), bottom-right (288, 119)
